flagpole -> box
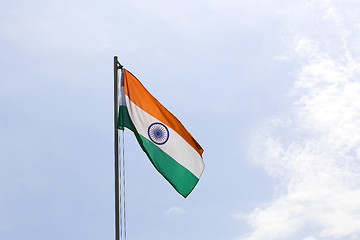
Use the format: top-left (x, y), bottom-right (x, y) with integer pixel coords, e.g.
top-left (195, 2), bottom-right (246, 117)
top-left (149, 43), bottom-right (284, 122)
top-left (114, 56), bottom-right (122, 240)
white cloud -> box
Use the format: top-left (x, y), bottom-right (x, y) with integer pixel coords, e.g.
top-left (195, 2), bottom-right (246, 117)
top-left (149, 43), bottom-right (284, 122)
top-left (242, 1), bottom-right (360, 239)
top-left (273, 55), bottom-right (290, 61)
top-left (303, 237), bottom-right (317, 240)
top-left (165, 206), bottom-right (187, 216)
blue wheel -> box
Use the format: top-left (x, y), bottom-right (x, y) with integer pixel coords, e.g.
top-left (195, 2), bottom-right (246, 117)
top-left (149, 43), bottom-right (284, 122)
top-left (148, 122), bottom-right (169, 145)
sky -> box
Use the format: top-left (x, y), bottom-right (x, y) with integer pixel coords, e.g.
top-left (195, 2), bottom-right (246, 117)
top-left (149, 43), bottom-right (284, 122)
top-left (1, 0), bottom-right (360, 240)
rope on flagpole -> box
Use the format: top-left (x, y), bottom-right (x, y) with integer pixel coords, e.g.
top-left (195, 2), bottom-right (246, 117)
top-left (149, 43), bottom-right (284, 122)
top-left (121, 128), bottom-right (126, 240)
top-left (118, 133), bottom-right (123, 240)
top-left (118, 65), bottom-right (126, 240)
top-left (114, 56), bottom-right (125, 240)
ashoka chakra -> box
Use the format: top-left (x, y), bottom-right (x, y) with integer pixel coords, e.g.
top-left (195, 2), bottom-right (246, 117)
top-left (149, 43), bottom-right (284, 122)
top-left (148, 122), bottom-right (169, 145)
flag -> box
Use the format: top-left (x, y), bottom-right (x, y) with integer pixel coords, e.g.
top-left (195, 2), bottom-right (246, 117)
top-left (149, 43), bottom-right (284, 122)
top-left (117, 69), bottom-right (204, 198)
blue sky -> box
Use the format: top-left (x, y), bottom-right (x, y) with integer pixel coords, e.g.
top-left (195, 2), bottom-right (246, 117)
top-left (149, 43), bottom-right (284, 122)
top-left (1, 0), bottom-right (360, 240)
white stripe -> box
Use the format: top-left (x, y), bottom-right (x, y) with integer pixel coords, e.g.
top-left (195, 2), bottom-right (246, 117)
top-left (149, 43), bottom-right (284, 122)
top-left (125, 96), bottom-right (204, 179)
top-left (120, 86), bottom-right (125, 106)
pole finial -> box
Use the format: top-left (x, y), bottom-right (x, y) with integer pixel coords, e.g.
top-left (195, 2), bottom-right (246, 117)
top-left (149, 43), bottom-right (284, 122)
top-left (114, 56), bottom-right (123, 70)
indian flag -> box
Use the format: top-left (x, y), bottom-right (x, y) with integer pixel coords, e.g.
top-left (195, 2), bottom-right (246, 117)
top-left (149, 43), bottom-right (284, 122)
top-left (117, 69), bottom-right (204, 198)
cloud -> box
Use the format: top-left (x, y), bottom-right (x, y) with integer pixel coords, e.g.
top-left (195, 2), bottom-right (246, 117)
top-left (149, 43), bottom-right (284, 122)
top-left (273, 55), bottom-right (290, 62)
top-left (242, 1), bottom-right (360, 239)
top-left (303, 237), bottom-right (317, 240)
top-left (165, 206), bottom-right (187, 216)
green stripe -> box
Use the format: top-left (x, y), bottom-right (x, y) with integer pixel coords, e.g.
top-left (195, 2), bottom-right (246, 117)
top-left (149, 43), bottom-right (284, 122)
top-left (117, 105), bottom-right (199, 198)
top-left (139, 135), bottom-right (199, 197)
top-left (118, 105), bottom-right (136, 131)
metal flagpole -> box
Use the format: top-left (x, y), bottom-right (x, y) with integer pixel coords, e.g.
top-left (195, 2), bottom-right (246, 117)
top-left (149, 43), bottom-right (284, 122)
top-left (114, 56), bottom-right (120, 240)
top-left (114, 56), bottom-right (123, 240)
